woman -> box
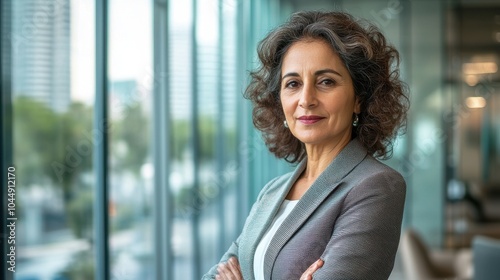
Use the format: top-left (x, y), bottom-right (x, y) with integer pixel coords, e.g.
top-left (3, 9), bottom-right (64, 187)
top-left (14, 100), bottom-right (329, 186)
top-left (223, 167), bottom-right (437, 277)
top-left (203, 10), bottom-right (409, 280)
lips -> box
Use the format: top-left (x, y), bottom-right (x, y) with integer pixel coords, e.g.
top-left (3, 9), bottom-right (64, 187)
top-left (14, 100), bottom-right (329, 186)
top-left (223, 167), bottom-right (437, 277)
top-left (297, 115), bottom-right (325, 124)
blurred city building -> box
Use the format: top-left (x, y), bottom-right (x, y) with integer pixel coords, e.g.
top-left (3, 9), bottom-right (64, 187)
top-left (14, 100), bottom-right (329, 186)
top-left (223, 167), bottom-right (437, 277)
top-left (12, 0), bottom-right (71, 113)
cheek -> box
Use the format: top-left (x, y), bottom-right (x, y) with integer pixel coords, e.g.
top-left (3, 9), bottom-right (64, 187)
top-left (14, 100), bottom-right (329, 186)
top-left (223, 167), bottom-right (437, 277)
top-left (280, 97), bottom-right (295, 114)
top-left (327, 103), bottom-right (347, 115)
top-left (329, 96), bottom-right (355, 114)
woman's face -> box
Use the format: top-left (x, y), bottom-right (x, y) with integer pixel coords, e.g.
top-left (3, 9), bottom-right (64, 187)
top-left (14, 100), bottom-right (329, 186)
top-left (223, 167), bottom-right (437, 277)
top-left (280, 39), bottom-right (360, 147)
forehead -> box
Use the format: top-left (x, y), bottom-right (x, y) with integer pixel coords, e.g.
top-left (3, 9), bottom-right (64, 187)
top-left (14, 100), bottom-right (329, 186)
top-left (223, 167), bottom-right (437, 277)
top-left (281, 39), bottom-right (346, 72)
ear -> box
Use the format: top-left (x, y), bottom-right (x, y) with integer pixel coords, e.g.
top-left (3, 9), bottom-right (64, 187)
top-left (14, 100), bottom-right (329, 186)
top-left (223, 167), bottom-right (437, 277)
top-left (354, 96), bottom-right (361, 114)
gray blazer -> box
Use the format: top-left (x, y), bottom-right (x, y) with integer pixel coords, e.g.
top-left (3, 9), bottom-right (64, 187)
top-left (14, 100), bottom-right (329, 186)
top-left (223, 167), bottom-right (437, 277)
top-left (203, 139), bottom-right (406, 280)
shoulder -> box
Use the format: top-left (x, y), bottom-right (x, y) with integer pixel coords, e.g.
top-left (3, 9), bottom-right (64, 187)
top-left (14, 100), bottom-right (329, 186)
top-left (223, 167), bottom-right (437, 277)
top-left (356, 155), bottom-right (404, 183)
top-left (346, 155), bottom-right (406, 198)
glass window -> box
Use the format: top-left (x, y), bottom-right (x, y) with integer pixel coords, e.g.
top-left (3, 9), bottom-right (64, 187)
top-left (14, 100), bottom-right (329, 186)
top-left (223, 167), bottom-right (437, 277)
top-left (168, 0), bottom-right (195, 278)
top-left (2, 0), bottom-right (284, 279)
top-left (108, 0), bottom-right (154, 278)
top-left (12, 0), bottom-right (96, 279)
top-left (167, 0), bottom-right (240, 278)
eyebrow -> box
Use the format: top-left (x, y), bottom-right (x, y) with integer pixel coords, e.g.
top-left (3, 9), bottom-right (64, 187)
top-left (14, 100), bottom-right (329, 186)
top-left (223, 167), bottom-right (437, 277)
top-left (281, 68), bottom-right (343, 80)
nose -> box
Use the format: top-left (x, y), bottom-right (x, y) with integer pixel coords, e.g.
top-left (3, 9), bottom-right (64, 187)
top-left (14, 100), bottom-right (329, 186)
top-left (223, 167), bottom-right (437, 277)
top-left (299, 82), bottom-right (318, 108)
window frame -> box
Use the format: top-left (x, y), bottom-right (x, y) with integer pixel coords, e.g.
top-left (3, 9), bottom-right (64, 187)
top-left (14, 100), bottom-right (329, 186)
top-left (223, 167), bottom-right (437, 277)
top-left (94, 0), bottom-right (110, 279)
top-left (0, 0), bottom-right (14, 279)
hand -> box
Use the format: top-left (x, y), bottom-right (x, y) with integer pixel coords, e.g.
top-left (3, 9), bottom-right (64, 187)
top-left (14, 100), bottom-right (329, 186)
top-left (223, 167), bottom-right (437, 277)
top-left (300, 259), bottom-right (324, 280)
top-left (216, 257), bottom-right (243, 280)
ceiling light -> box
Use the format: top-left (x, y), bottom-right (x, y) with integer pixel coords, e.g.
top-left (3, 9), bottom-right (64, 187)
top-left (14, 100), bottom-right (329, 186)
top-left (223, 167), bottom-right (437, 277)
top-left (462, 62), bottom-right (498, 75)
top-left (464, 75), bottom-right (478, 86)
top-left (465, 97), bottom-right (486, 109)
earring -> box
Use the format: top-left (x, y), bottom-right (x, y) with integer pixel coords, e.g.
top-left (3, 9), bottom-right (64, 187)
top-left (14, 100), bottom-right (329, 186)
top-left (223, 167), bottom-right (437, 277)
top-left (352, 114), bottom-right (359, 127)
top-left (284, 120), bottom-right (289, 128)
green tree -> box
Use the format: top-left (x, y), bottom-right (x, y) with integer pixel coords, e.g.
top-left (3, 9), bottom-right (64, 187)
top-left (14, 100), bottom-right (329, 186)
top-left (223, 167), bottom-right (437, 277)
top-left (111, 103), bottom-right (149, 175)
top-left (14, 98), bottom-right (94, 238)
top-left (170, 118), bottom-right (190, 161)
top-left (13, 97), bottom-right (58, 186)
top-left (168, 116), bottom-right (218, 162)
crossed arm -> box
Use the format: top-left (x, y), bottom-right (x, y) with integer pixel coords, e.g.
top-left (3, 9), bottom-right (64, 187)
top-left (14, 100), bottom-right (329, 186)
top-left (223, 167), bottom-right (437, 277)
top-left (216, 257), bottom-right (324, 280)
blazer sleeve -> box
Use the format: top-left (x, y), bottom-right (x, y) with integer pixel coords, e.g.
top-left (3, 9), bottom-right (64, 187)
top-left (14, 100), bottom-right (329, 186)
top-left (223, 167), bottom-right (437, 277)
top-left (201, 237), bottom-right (240, 280)
top-left (313, 170), bottom-right (406, 280)
top-left (202, 176), bottom-right (280, 280)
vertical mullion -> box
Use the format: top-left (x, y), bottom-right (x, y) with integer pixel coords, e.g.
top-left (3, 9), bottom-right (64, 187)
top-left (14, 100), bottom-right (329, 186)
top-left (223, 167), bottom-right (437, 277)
top-left (0, 1), bottom-right (14, 279)
top-left (191, 0), bottom-right (202, 278)
top-left (236, 0), bottom-right (250, 231)
top-left (216, 0), bottom-right (226, 257)
top-left (94, 0), bottom-right (110, 279)
top-left (153, 0), bottom-right (173, 279)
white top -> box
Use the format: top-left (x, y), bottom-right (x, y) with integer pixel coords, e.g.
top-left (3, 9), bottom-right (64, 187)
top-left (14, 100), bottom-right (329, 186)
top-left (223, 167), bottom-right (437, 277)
top-left (253, 199), bottom-right (299, 280)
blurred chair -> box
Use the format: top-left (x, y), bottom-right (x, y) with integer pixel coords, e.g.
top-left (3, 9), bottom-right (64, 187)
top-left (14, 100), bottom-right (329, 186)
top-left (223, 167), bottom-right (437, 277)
top-left (473, 235), bottom-right (500, 280)
top-left (400, 228), bottom-right (472, 280)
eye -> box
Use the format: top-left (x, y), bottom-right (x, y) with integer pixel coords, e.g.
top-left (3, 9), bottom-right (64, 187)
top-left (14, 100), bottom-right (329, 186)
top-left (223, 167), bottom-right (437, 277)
top-left (319, 79), bottom-right (336, 86)
top-left (285, 80), bottom-right (300, 88)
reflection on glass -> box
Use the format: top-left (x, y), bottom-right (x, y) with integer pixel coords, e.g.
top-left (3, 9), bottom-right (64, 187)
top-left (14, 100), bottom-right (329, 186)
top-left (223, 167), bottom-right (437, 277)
top-left (196, 0), bottom-right (219, 274)
top-left (168, 0), bottom-right (194, 278)
top-left (108, 0), bottom-right (154, 279)
top-left (13, 0), bottom-right (96, 279)
top-left (168, 0), bottom-right (239, 278)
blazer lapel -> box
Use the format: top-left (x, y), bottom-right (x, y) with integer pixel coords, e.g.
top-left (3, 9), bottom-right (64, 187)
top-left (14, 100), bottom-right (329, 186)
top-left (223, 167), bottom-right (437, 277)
top-left (240, 159), bottom-right (307, 278)
top-left (263, 139), bottom-right (368, 279)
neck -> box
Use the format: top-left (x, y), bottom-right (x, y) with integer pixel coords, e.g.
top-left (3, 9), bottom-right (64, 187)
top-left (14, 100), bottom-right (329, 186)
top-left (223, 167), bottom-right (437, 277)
top-left (302, 133), bottom-right (352, 180)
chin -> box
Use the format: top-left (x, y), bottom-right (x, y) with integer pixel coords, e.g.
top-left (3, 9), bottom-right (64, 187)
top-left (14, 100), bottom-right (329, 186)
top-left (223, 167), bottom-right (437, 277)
top-left (294, 134), bottom-right (327, 145)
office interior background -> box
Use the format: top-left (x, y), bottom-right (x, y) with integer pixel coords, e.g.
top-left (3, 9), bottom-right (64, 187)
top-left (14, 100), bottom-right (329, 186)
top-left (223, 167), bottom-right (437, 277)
top-left (1, 0), bottom-right (500, 279)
